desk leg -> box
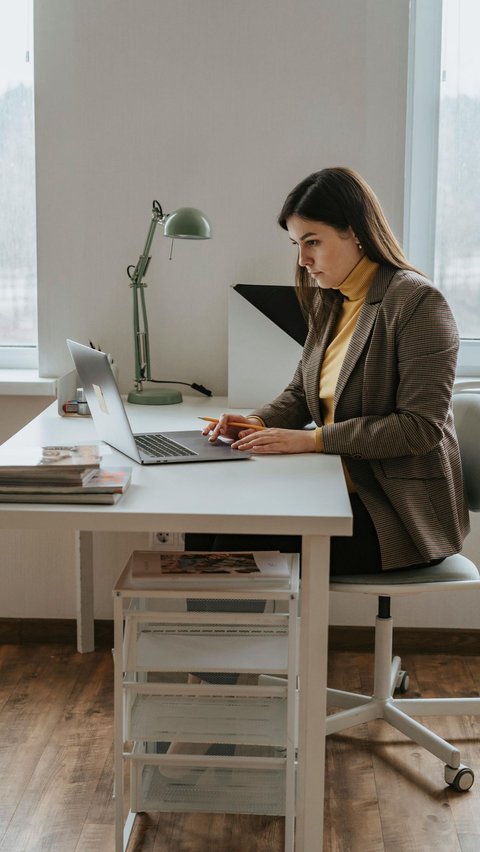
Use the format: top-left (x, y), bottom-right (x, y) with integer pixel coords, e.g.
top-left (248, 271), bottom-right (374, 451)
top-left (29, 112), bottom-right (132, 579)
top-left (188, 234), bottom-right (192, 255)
top-left (113, 591), bottom-right (126, 852)
top-left (296, 534), bottom-right (330, 852)
top-left (74, 530), bottom-right (95, 653)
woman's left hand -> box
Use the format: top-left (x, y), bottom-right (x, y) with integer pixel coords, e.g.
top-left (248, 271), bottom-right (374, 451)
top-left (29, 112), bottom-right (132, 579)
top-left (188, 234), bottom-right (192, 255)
top-left (232, 428), bottom-right (316, 454)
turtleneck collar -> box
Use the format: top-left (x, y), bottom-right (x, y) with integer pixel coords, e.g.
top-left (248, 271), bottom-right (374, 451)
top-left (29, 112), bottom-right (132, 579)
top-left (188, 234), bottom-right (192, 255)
top-left (340, 255), bottom-right (379, 302)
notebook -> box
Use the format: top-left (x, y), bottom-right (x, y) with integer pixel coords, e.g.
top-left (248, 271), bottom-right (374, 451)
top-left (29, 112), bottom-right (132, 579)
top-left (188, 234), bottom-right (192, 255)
top-left (66, 340), bottom-right (251, 465)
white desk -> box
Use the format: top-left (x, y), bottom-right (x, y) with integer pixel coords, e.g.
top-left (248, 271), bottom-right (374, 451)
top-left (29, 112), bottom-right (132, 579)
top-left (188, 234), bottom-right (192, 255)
top-left (0, 396), bottom-right (352, 852)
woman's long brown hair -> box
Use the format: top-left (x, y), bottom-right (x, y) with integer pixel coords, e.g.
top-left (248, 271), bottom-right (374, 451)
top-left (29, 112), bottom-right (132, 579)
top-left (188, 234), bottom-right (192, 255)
top-left (278, 167), bottom-right (421, 336)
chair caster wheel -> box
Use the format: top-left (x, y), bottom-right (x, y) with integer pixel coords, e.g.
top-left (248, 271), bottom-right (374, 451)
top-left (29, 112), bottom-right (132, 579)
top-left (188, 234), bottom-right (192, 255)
top-left (445, 764), bottom-right (474, 791)
top-left (395, 670), bottom-right (410, 693)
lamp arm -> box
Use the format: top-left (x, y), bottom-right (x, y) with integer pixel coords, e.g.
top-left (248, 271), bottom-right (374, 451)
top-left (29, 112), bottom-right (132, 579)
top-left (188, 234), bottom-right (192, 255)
top-left (128, 201), bottom-right (165, 387)
top-left (139, 286), bottom-right (151, 381)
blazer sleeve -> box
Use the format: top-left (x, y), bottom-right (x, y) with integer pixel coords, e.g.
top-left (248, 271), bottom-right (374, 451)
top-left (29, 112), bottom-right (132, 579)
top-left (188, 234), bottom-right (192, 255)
top-left (250, 357), bottom-right (313, 429)
top-left (321, 285), bottom-right (459, 460)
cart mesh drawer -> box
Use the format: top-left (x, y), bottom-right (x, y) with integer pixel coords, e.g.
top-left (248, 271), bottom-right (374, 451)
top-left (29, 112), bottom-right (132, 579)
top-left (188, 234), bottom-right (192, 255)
top-left (125, 621), bottom-right (289, 674)
top-left (127, 692), bottom-right (287, 746)
top-left (134, 761), bottom-right (286, 815)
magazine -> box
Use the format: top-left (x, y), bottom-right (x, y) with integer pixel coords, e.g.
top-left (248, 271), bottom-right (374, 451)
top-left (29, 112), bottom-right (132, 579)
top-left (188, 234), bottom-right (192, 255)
top-left (130, 550), bottom-right (290, 583)
top-left (0, 444), bottom-right (101, 484)
top-left (0, 467), bottom-right (131, 494)
top-left (0, 491), bottom-right (122, 504)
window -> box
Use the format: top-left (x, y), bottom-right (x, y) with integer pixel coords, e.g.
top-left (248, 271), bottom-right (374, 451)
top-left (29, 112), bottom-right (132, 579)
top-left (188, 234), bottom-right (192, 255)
top-left (435, 0), bottom-right (480, 339)
top-left (0, 0), bottom-right (37, 368)
top-left (404, 0), bottom-right (480, 376)
top-left (405, 0), bottom-right (480, 374)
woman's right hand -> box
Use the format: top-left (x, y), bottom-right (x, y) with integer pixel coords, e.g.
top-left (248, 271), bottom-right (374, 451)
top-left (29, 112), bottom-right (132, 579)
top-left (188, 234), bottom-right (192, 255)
top-left (202, 413), bottom-right (261, 442)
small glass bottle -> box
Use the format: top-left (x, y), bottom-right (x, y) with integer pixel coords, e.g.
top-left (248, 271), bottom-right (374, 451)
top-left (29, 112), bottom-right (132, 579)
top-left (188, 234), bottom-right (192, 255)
top-left (76, 387), bottom-right (90, 416)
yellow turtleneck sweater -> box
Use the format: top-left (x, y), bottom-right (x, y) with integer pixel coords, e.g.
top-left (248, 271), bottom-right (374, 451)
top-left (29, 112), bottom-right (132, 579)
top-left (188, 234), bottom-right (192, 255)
top-left (315, 255), bottom-right (379, 490)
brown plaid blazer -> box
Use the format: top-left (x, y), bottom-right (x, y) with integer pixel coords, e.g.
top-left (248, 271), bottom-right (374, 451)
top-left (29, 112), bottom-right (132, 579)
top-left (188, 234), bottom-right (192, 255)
top-left (252, 266), bottom-right (470, 569)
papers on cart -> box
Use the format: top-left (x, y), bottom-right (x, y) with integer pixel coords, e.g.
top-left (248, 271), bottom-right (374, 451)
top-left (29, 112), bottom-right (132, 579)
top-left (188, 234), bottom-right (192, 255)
top-left (127, 550), bottom-right (292, 588)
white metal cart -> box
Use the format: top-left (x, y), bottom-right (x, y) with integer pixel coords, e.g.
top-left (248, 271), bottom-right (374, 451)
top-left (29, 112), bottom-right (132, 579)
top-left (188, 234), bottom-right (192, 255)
top-left (113, 550), bottom-right (300, 852)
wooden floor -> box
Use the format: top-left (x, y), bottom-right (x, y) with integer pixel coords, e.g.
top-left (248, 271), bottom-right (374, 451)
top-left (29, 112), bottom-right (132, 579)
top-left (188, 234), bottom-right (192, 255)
top-left (0, 644), bottom-right (478, 852)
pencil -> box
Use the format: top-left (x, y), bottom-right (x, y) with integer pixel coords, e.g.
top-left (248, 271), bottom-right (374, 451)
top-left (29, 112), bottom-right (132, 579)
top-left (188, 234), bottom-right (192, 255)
top-left (198, 417), bottom-right (265, 431)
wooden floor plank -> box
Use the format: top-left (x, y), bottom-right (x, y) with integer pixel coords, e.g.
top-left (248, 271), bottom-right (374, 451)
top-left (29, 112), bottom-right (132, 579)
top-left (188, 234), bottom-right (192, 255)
top-left (324, 651), bottom-right (480, 852)
top-left (75, 823), bottom-right (114, 851)
top-left (0, 645), bottom-right (478, 851)
top-left (127, 811), bottom-right (284, 852)
top-left (0, 647), bottom-right (86, 836)
top-left (326, 651), bottom-right (379, 804)
top-left (324, 798), bottom-right (385, 852)
top-left (0, 647), bottom-right (113, 851)
top-left (368, 720), bottom-right (462, 852)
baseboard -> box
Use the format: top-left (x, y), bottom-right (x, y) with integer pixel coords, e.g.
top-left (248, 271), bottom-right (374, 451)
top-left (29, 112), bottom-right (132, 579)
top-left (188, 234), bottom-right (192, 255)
top-left (0, 618), bottom-right (113, 647)
top-left (329, 625), bottom-right (480, 655)
top-left (0, 618), bottom-right (478, 654)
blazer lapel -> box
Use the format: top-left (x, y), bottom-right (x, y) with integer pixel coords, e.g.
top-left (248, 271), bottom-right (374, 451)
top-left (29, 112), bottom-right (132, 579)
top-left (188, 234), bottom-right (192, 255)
top-left (333, 265), bottom-right (395, 409)
top-left (334, 303), bottom-right (379, 407)
top-left (306, 292), bottom-right (343, 425)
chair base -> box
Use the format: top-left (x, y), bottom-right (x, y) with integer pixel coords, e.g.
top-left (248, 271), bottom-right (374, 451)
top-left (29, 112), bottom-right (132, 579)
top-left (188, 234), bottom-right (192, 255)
top-left (326, 614), bottom-right (480, 791)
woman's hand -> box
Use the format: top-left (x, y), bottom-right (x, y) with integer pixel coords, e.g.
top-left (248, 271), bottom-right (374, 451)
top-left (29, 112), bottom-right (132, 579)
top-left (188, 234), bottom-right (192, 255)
top-left (232, 428), bottom-right (316, 454)
top-left (202, 413), bottom-right (262, 442)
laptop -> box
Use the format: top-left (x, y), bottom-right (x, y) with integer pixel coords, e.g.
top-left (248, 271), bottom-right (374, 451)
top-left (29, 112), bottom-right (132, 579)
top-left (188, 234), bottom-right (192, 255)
top-left (66, 340), bottom-right (251, 465)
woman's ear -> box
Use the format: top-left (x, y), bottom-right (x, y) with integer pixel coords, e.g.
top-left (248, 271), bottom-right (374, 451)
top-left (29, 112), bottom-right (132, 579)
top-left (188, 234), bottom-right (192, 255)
top-left (350, 228), bottom-right (363, 251)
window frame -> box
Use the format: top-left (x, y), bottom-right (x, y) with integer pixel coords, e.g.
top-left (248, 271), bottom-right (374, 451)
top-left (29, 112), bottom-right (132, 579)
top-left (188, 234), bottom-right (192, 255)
top-left (0, 0), bottom-right (38, 371)
top-left (404, 0), bottom-right (480, 376)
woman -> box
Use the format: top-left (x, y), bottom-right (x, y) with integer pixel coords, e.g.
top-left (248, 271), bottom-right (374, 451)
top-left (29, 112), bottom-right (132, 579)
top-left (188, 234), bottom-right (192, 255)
top-left (166, 167), bottom-right (470, 770)
top-left (198, 166), bottom-right (469, 574)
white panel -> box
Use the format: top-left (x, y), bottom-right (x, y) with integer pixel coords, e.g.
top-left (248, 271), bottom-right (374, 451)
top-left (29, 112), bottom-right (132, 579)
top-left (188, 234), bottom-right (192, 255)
top-left (228, 287), bottom-right (302, 408)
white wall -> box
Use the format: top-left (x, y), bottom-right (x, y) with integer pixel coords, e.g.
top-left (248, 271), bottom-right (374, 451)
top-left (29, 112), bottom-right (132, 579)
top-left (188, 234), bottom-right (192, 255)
top-left (0, 396), bottom-right (51, 441)
top-left (2, 0), bottom-right (478, 628)
top-left (34, 0), bottom-right (409, 393)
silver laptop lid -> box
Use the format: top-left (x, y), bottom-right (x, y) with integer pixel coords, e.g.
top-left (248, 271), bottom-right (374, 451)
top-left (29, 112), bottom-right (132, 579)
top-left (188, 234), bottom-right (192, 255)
top-left (67, 339), bottom-right (142, 462)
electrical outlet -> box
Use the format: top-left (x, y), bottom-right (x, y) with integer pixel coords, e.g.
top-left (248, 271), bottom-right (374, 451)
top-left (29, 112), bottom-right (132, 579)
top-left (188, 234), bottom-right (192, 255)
top-left (149, 532), bottom-right (185, 551)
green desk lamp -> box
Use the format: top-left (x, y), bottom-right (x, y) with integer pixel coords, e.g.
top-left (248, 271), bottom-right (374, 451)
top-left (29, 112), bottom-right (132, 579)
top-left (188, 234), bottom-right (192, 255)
top-left (127, 200), bottom-right (212, 405)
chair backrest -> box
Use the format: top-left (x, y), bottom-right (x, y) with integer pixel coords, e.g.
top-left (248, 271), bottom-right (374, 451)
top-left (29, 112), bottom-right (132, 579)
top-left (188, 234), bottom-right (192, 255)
top-left (452, 392), bottom-right (480, 511)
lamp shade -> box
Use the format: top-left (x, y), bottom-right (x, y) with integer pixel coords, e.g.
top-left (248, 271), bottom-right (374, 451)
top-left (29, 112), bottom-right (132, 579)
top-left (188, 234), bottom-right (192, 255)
top-left (163, 206), bottom-right (212, 239)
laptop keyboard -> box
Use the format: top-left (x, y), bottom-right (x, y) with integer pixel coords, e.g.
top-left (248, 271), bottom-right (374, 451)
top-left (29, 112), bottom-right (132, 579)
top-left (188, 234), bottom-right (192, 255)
top-left (135, 433), bottom-right (197, 458)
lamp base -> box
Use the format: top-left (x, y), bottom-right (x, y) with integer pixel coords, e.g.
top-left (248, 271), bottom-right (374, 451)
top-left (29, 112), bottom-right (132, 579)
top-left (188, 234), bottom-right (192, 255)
top-left (127, 387), bottom-right (183, 405)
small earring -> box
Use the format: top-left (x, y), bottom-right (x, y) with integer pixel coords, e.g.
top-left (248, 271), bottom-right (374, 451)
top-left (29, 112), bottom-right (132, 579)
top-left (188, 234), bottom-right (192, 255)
top-left (356, 241), bottom-right (363, 251)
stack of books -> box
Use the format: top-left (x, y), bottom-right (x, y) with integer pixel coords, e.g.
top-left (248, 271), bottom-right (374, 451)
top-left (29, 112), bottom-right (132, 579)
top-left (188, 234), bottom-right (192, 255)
top-left (0, 444), bottom-right (131, 504)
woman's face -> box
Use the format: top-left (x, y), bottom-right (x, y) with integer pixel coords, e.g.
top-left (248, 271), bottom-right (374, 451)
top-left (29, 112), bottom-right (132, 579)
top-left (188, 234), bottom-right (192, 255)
top-left (286, 215), bottom-right (362, 289)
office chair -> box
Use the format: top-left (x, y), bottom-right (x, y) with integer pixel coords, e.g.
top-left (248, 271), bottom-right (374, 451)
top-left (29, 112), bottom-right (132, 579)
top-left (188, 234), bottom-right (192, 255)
top-left (327, 392), bottom-right (480, 791)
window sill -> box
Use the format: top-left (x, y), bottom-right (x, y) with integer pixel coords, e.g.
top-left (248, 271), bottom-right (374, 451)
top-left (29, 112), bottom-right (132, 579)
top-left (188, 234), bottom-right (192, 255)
top-left (0, 369), bottom-right (57, 397)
